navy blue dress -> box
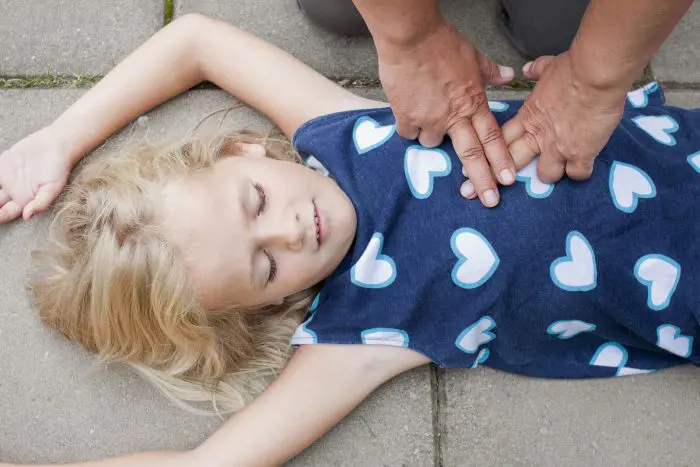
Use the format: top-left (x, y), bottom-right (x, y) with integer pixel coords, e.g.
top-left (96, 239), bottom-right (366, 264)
top-left (290, 83), bottom-right (700, 378)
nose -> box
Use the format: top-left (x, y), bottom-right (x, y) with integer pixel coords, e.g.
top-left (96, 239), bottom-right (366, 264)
top-left (258, 212), bottom-right (304, 251)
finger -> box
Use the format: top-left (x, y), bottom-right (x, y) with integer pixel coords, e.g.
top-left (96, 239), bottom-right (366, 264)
top-left (565, 158), bottom-right (595, 181)
top-left (478, 52), bottom-right (515, 85)
top-left (522, 56), bottom-right (555, 80)
top-left (460, 180), bottom-right (478, 200)
top-left (23, 183), bottom-right (62, 220)
top-left (0, 189), bottom-right (10, 209)
top-left (501, 114), bottom-right (526, 146)
top-left (508, 131), bottom-right (541, 172)
top-left (537, 150), bottom-right (566, 184)
top-left (418, 129), bottom-right (444, 148)
top-left (395, 117), bottom-right (420, 141)
top-left (0, 200), bottom-right (22, 224)
top-left (471, 108), bottom-right (516, 185)
top-left (448, 120), bottom-right (500, 208)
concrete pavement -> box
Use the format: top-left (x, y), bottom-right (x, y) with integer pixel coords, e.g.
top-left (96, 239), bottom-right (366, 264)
top-left (1, 1), bottom-right (699, 465)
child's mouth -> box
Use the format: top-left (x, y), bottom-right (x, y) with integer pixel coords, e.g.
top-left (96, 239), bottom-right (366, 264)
top-left (313, 201), bottom-right (324, 249)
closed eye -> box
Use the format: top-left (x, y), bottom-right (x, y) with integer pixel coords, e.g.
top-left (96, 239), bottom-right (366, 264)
top-left (264, 250), bottom-right (277, 284)
top-left (254, 182), bottom-right (266, 215)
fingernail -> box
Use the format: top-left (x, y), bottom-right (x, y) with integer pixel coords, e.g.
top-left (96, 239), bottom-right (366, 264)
top-left (522, 61), bottom-right (533, 74)
top-left (483, 189), bottom-right (499, 207)
top-left (460, 181), bottom-right (475, 198)
top-left (500, 169), bottom-right (514, 184)
top-left (498, 65), bottom-right (514, 81)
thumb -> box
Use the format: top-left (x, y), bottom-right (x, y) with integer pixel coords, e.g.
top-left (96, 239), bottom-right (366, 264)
top-left (22, 183), bottom-right (62, 220)
top-left (479, 53), bottom-right (514, 85)
top-left (522, 55), bottom-right (556, 80)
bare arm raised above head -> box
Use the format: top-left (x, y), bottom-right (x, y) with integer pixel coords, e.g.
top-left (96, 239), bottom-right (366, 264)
top-left (8, 344), bottom-right (429, 467)
top-left (0, 13), bottom-right (384, 223)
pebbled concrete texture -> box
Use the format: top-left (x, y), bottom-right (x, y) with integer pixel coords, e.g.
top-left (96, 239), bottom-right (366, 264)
top-left (0, 89), bottom-right (434, 466)
top-left (175, 0), bottom-right (527, 80)
top-left (651, 1), bottom-right (700, 84)
top-left (0, 0), bottom-right (163, 76)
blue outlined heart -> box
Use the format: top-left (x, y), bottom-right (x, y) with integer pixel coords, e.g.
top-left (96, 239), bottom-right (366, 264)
top-left (488, 101), bottom-right (510, 112)
top-left (632, 115), bottom-right (679, 146)
top-left (689, 151), bottom-right (700, 173)
top-left (608, 161), bottom-right (656, 213)
top-left (404, 145), bottom-right (452, 199)
top-left (353, 116), bottom-right (396, 154)
top-left (470, 348), bottom-right (490, 368)
top-left (589, 342), bottom-right (652, 376)
top-left (305, 155), bottom-right (330, 177)
top-left (634, 254), bottom-right (681, 311)
top-left (451, 228), bottom-right (500, 289)
top-left (627, 82), bottom-right (659, 108)
top-left (550, 231), bottom-right (597, 292)
top-left (361, 328), bottom-right (410, 348)
top-left (516, 158), bottom-right (554, 198)
top-left (656, 324), bottom-right (693, 358)
top-left (456, 316), bottom-right (496, 354)
top-left (351, 233), bottom-right (397, 289)
top-left (547, 320), bottom-right (597, 339)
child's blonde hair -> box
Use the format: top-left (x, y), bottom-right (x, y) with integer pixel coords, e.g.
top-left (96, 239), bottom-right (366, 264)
top-left (29, 119), bottom-right (316, 415)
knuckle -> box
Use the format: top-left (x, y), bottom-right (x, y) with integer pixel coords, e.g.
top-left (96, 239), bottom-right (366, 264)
top-left (459, 147), bottom-right (485, 164)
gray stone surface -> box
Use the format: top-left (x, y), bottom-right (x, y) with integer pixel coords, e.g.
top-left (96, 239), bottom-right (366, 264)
top-left (0, 1), bottom-right (163, 76)
top-left (176, 0), bottom-right (527, 80)
top-left (666, 90), bottom-right (700, 109)
top-left (651, 1), bottom-right (700, 84)
top-left (0, 89), bottom-right (434, 466)
top-left (440, 366), bottom-right (700, 467)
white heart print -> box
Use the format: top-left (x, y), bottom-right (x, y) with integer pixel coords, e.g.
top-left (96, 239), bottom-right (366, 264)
top-left (361, 328), bottom-right (409, 347)
top-left (305, 155), bottom-right (330, 177)
top-left (456, 317), bottom-right (496, 354)
top-left (488, 101), bottom-right (509, 112)
top-left (609, 161), bottom-right (656, 213)
top-left (626, 82), bottom-right (659, 108)
top-left (550, 231), bottom-right (597, 292)
top-left (632, 115), bottom-right (679, 146)
top-left (589, 342), bottom-right (651, 376)
top-left (470, 348), bottom-right (490, 368)
top-left (351, 233), bottom-right (397, 288)
top-left (404, 146), bottom-right (452, 199)
top-left (516, 158), bottom-right (554, 198)
top-left (634, 254), bottom-right (681, 311)
top-left (656, 324), bottom-right (693, 358)
top-left (353, 116), bottom-right (396, 154)
top-left (290, 323), bottom-right (318, 345)
top-left (451, 228), bottom-right (500, 289)
top-left (689, 151), bottom-right (700, 173)
top-left (547, 320), bottom-right (596, 339)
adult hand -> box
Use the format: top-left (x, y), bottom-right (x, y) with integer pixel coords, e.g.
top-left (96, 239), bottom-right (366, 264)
top-left (502, 52), bottom-right (628, 182)
top-left (376, 20), bottom-right (516, 208)
top-left (0, 125), bottom-right (73, 223)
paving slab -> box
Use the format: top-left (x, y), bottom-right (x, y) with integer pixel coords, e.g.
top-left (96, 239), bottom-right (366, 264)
top-left (651, 1), bottom-right (700, 84)
top-left (0, 1), bottom-right (163, 76)
top-left (440, 366), bottom-right (700, 467)
top-left (666, 90), bottom-right (700, 109)
top-left (176, 0), bottom-right (526, 79)
top-left (0, 89), bottom-right (434, 465)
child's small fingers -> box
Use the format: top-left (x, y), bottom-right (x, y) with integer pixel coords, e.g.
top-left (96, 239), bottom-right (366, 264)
top-left (0, 189), bottom-right (10, 208)
top-left (23, 183), bottom-right (61, 220)
top-left (0, 200), bottom-right (22, 224)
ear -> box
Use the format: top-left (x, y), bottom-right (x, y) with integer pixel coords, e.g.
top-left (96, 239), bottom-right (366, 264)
top-left (237, 142), bottom-right (267, 158)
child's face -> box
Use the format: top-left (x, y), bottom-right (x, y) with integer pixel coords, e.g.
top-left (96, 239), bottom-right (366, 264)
top-left (163, 143), bottom-right (357, 308)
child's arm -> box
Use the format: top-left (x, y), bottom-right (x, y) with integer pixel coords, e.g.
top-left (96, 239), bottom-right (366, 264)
top-left (9, 345), bottom-right (429, 467)
top-left (0, 13), bottom-right (383, 223)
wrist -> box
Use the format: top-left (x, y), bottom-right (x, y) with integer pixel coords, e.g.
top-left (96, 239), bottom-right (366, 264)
top-left (48, 115), bottom-right (91, 167)
top-left (567, 35), bottom-right (638, 95)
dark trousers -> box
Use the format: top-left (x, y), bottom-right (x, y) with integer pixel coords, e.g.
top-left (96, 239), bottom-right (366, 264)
top-left (297, 0), bottom-right (591, 58)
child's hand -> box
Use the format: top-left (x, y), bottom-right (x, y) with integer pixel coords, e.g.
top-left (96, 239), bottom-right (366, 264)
top-left (0, 126), bottom-right (73, 224)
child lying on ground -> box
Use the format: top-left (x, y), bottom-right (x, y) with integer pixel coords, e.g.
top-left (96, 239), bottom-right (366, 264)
top-left (0, 13), bottom-right (698, 467)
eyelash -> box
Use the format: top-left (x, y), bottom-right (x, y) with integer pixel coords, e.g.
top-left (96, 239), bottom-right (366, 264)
top-left (254, 182), bottom-right (266, 216)
top-left (253, 182), bottom-right (276, 283)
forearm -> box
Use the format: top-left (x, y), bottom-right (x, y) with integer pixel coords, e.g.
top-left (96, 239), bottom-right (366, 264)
top-left (352, 0), bottom-right (444, 51)
top-left (570, 0), bottom-right (693, 91)
top-left (51, 14), bottom-right (207, 166)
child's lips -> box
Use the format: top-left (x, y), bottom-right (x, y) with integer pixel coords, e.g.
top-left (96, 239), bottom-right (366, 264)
top-left (313, 201), bottom-right (326, 249)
